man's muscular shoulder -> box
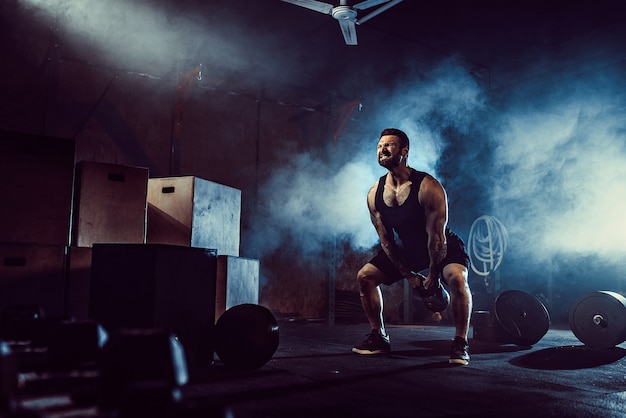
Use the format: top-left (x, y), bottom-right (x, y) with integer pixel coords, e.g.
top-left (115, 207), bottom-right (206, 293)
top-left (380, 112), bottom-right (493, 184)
top-left (418, 175), bottom-right (447, 210)
top-left (367, 180), bottom-right (379, 210)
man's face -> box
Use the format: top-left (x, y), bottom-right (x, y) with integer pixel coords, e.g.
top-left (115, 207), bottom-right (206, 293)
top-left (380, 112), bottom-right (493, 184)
top-left (377, 135), bottom-right (407, 169)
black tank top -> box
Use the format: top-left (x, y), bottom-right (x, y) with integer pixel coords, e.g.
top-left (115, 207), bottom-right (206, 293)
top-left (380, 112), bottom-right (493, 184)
top-left (374, 168), bottom-right (429, 261)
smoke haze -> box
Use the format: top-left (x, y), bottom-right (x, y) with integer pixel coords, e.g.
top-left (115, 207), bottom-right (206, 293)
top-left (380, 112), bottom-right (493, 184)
top-left (253, 58), bottom-right (488, 258)
top-left (255, 55), bottom-right (626, 290)
top-left (255, 155), bottom-right (379, 257)
top-left (17, 0), bottom-right (302, 82)
top-left (492, 69), bottom-right (626, 265)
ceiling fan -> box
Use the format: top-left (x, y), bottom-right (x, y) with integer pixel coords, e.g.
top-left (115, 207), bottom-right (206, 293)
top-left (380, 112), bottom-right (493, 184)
top-left (281, 0), bottom-right (405, 45)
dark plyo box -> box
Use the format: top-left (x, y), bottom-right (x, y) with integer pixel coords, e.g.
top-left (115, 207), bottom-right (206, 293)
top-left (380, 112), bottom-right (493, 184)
top-left (65, 246), bottom-right (93, 321)
top-left (72, 161), bottom-right (149, 247)
top-left (0, 130), bottom-right (75, 245)
top-left (0, 244), bottom-right (67, 317)
top-left (88, 243), bottom-right (217, 371)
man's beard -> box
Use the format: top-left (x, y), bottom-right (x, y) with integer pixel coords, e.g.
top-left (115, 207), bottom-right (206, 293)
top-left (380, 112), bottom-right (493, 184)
top-left (378, 155), bottom-right (401, 169)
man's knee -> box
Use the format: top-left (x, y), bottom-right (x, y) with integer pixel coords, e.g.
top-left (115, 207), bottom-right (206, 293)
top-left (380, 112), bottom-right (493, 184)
top-left (443, 264), bottom-right (469, 293)
top-left (357, 263), bottom-right (384, 290)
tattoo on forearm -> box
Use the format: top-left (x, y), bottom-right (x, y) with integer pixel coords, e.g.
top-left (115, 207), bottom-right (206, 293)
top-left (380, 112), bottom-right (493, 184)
top-left (429, 242), bottom-right (447, 278)
top-left (433, 243), bottom-right (447, 264)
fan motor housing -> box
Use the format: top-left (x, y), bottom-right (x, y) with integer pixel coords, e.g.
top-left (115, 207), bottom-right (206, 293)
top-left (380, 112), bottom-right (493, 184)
top-left (332, 6), bottom-right (357, 20)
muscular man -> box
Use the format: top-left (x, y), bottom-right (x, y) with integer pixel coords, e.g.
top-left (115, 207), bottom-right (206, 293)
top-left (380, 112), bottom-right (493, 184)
top-left (352, 128), bottom-right (473, 365)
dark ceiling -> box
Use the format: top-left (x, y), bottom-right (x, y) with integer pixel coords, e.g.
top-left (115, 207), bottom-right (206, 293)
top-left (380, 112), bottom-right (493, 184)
top-left (212, 0), bottom-right (626, 95)
top-left (2, 0), bottom-right (625, 98)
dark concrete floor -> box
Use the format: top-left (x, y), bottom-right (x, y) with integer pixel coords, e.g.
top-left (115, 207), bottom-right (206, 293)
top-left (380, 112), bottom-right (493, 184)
top-left (8, 319), bottom-right (626, 417)
top-left (185, 320), bottom-right (626, 418)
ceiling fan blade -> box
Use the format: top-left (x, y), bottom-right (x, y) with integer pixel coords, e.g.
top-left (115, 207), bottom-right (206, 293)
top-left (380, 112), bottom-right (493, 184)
top-left (338, 19), bottom-right (358, 45)
top-left (353, 0), bottom-right (390, 10)
top-left (281, 0), bottom-right (333, 15)
top-left (356, 0), bottom-right (404, 25)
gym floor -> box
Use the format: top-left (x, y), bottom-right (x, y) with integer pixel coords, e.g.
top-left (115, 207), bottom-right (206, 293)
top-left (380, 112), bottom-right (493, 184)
top-left (11, 318), bottom-right (626, 417)
top-left (184, 319), bottom-right (626, 418)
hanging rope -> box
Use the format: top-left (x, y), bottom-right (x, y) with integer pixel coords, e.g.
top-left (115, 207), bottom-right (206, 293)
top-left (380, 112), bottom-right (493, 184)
top-left (467, 215), bottom-right (509, 276)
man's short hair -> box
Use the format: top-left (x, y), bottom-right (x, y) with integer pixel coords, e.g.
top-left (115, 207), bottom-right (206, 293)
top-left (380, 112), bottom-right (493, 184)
top-left (380, 128), bottom-right (409, 149)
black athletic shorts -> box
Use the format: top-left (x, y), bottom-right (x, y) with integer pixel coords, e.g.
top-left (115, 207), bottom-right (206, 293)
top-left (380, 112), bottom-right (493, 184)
top-left (369, 230), bottom-right (470, 286)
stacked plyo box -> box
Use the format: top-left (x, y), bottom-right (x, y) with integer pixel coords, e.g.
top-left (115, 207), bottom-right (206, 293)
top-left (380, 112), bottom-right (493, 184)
top-left (0, 131), bottom-right (75, 318)
top-left (88, 175), bottom-right (259, 369)
top-left (71, 161), bottom-right (149, 248)
top-left (216, 255), bottom-right (260, 322)
top-left (0, 131), bottom-right (152, 321)
top-left (146, 176), bottom-right (259, 321)
top-left (146, 176), bottom-right (241, 256)
top-left (0, 128), bottom-right (259, 368)
top-left (88, 243), bottom-right (218, 371)
top-left (67, 161), bottom-right (150, 320)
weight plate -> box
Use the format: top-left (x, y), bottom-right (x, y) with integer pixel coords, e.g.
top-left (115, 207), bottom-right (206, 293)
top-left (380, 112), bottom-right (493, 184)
top-left (492, 290), bottom-right (550, 346)
top-left (568, 291), bottom-right (626, 348)
top-left (214, 304), bottom-right (280, 370)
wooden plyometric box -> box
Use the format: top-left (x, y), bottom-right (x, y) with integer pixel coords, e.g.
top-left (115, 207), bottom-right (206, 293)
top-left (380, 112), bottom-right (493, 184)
top-left (0, 244), bottom-right (67, 317)
top-left (146, 176), bottom-right (241, 256)
top-left (89, 243), bottom-right (218, 371)
top-left (215, 255), bottom-right (260, 321)
top-left (0, 130), bottom-right (75, 246)
top-left (72, 161), bottom-right (149, 247)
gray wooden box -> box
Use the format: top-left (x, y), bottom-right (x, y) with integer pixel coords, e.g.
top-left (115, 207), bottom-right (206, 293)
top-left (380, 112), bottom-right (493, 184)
top-left (215, 255), bottom-right (260, 321)
top-left (146, 176), bottom-right (241, 256)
